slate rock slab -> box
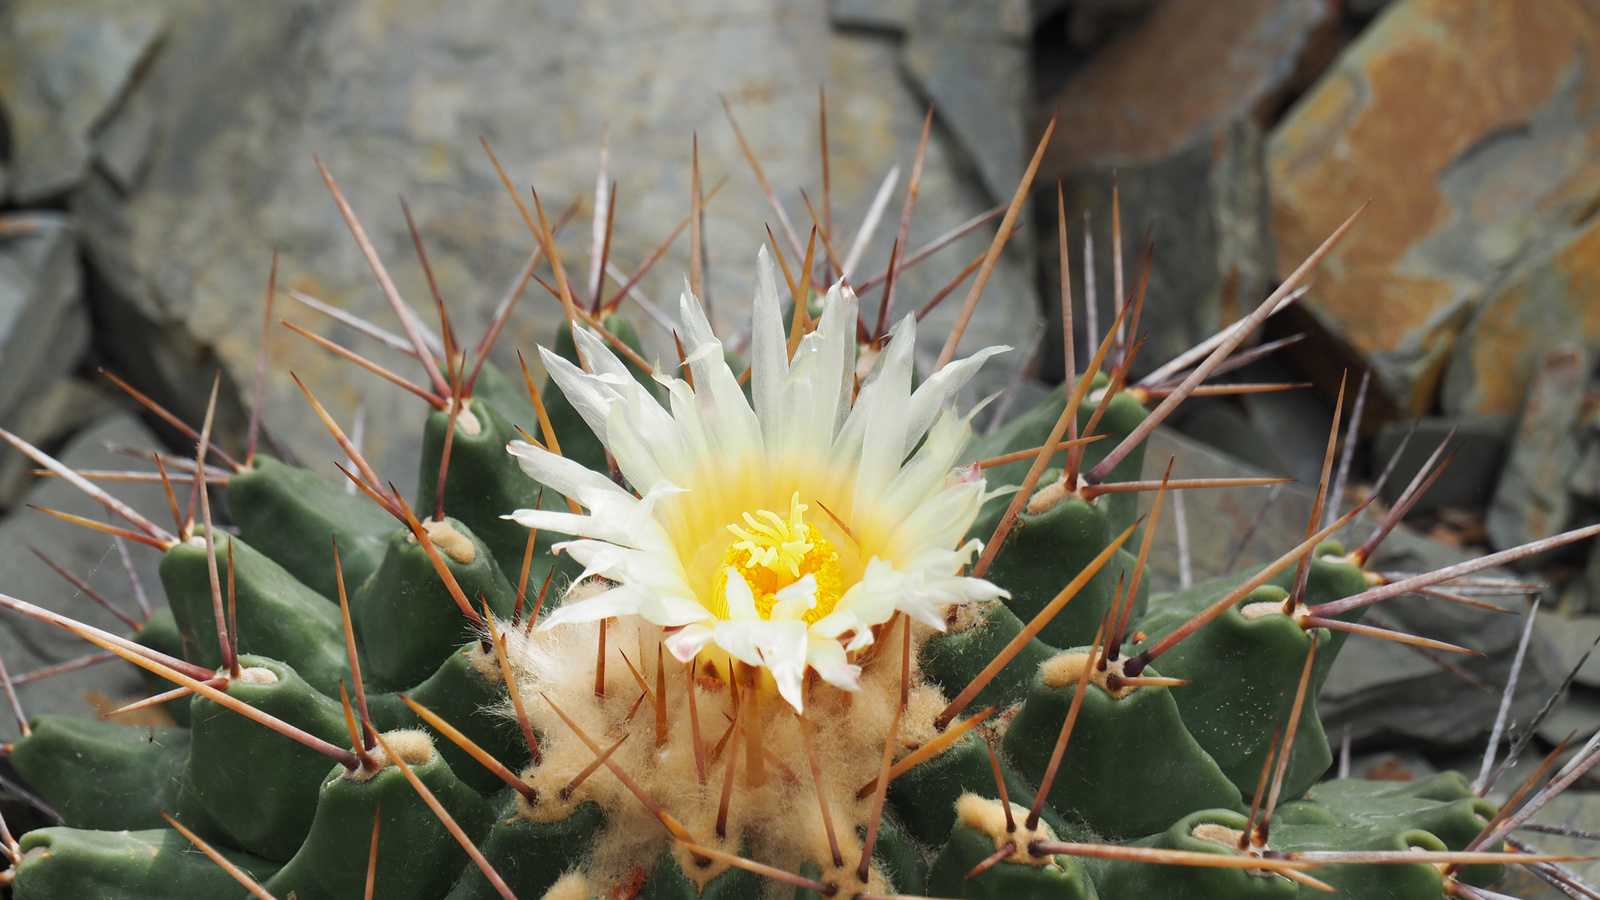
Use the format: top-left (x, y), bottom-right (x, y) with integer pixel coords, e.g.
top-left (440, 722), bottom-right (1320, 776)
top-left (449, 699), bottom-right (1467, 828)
top-left (0, 0), bottom-right (165, 203)
top-left (1373, 414), bottom-right (1513, 513)
top-left (1488, 346), bottom-right (1589, 552)
top-left (1033, 0), bottom-right (1332, 377)
top-left (1269, 0), bottom-right (1600, 414)
top-left (71, 0), bottom-right (1039, 492)
top-left (0, 413), bottom-right (172, 744)
top-left (0, 214), bottom-right (90, 435)
top-left (1445, 208), bottom-right (1600, 417)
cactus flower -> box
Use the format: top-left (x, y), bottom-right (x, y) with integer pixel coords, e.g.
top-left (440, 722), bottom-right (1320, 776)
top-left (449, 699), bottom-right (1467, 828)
top-left (509, 248), bottom-right (1008, 711)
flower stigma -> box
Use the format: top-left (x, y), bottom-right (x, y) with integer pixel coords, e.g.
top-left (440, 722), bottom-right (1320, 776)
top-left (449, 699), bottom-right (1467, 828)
top-left (716, 492), bottom-right (844, 624)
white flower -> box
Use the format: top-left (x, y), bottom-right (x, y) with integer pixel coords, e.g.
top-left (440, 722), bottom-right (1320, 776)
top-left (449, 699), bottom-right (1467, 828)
top-left (507, 247), bottom-right (1008, 712)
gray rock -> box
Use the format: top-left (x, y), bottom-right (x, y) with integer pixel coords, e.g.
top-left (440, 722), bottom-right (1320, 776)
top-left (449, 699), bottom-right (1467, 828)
top-left (828, 0), bottom-right (912, 32)
top-left (70, 0), bottom-right (1040, 492)
top-left (0, 0), bottom-right (165, 203)
top-left (902, 0), bottom-right (1031, 204)
top-left (1317, 523), bottom-right (1556, 748)
top-left (1539, 615), bottom-right (1600, 691)
top-left (1511, 791), bottom-right (1600, 892)
top-left (1373, 414), bottom-right (1514, 513)
top-left (0, 379), bottom-right (124, 509)
top-left (1488, 346), bottom-right (1589, 552)
top-left (1034, 0), bottom-right (1332, 377)
top-left (0, 412), bottom-right (172, 743)
top-left (0, 214), bottom-right (90, 434)
top-left (1571, 428), bottom-right (1600, 502)
top-left (1061, 0), bottom-right (1159, 50)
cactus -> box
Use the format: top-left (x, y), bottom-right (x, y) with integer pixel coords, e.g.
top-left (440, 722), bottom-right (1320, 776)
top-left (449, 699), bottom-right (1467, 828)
top-left (0, 109), bottom-right (1596, 900)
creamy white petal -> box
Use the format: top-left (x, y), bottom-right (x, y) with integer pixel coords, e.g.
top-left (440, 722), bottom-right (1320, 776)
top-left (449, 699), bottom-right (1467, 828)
top-left (902, 345), bottom-right (1010, 455)
top-left (507, 440), bottom-right (632, 507)
top-left (749, 246), bottom-right (788, 442)
top-left (723, 567), bottom-right (758, 620)
top-left (806, 637), bottom-right (861, 692)
top-left (537, 346), bottom-right (616, 445)
top-left (663, 623), bottom-right (715, 663)
top-left (539, 582), bottom-right (651, 629)
top-left (769, 574), bottom-right (818, 621)
top-left (851, 314), bottom-right (916, 515)
top-left (637, 592), bottom-right (716, 628)
top-left (811, 282), bottom-right (858, 441)
top-left (713, 617), bottom-right (808, 711)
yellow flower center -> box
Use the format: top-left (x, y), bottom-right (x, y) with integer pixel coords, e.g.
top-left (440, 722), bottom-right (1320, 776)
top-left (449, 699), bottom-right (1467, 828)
top-left (716, 493), bottom-right (844, 624)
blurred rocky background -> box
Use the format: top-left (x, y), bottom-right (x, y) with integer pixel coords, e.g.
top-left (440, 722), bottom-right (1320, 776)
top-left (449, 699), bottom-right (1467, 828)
top-left (1, 0), bottom-right (1599, 890)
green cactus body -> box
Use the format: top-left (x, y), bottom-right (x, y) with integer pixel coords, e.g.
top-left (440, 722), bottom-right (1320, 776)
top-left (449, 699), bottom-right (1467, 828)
top-left (1088, 810), bottom-right (1298, 900)
top-left (920, 601), bottom-right (1057, 711)
top-left (1267, 821), bottom-right (1449, 898)
top-left (263, 733), bottom-right (492, 900)
top-left (639, 845), bottom-right (764, 900)
top-left (926, 811), bottom-right (1096, 900)
top-left (365, 641), bottom-right (529, 795)
top-left (11, 827), bottom-right (281, 900)
top-left (1294, 774), bottom-right (1503, 886)
top-left (182, 656), bottom-right (352, 861)
top-left (227, 455), bottom-right (395, 600)
top-left (10, 715), bottom-right (190, 831)
top-left (352, 518), bottom-right (513, 692)
top-left (887, 732), bottom-right (1076, 848)
top-left (1129, 585), bottom-right (1332, 802)
top-left (131, 607), bottom-right (190, 724)
top-left (1004, 654), bottom-right (1241, 840)
top-left (984, 492), bottom-right (1145, 650)
top-left (416, 396), bottom-right (556, 584)
top-left (160, 533), bottom-right (351, 695)
top-left (445, 797), bottom-right (602, 900)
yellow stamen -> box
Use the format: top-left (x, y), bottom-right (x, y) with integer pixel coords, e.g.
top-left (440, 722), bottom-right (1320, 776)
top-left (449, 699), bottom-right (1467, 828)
top-left (727, 492), bottom-right (814, 577)
top-left (716, 493), bottom-right (844, 624)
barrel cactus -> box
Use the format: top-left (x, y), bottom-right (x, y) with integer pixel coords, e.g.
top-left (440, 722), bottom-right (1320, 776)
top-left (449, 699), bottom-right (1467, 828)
top-left (0, 113), bottom-right (1593, 900)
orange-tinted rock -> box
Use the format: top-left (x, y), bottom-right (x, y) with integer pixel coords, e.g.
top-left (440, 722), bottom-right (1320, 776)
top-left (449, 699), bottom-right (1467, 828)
top-left (1033, 0), bottom-right (1333, 375)
top-left (1269, 0), bottom-right (1600, 414)
top-left (1444, 215), bottom-right (1600, 416)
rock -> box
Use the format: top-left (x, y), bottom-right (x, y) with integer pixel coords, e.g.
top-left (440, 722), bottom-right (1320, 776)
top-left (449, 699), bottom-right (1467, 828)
top-left (0, 214), bottom-right (91, 434)
top-left (902, 0), bottom-right (1030, 203)
top-left (1538, 615), bottom-right (1600, 691)
top-left (1170, 398), bottom-right (1294, 479)
top-left (1534, 686), bottom-right (1600, 749)
top-left (1318, 525), bottom-right (1556, 748)
top-left (827, 0), bottom-right (912, 32)
top-left (0, 0), bottom-right (165, 203)
top-left (1571, 417), bottom-right (1600, 502)
top-left (1345, 0), bottom-right (1397, 18)
top-left (1488, 347), bottom-right (1589, 552)
top-left (1513, 791), bottom-right (1600, 890)
top-left (1140, 426), bottom-right (1557, 747)
top-left (1372, 415), bottom-right (1514, 513)
top-left (70, 0), bottom-right (1040, 490)
top-left (1033, 0), bottom-right (1333, 376)
top-left (1445, 215), bottom-right (1600, 418)
top-left (1060, 0), bottom-right (1159, 50)
top-left (0, 379), bottom-right (124, 510)
top-left (0, 412), bottom-right (172, 743)
top-left (1269, 0), bottom-right (1600, 415)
